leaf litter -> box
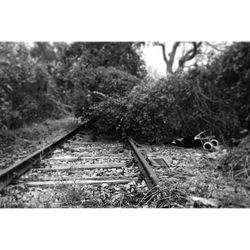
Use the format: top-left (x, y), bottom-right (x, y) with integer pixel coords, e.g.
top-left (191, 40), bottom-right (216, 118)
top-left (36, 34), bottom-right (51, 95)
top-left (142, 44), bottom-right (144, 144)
top-left (138, 143), bottom-right (250, 208)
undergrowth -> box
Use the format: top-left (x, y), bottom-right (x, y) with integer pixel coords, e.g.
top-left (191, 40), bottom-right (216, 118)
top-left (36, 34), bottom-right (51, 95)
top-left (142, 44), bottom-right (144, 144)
top-left (0, 117), bottom-right (77, 144)
top-left (221, 135), bottom-right (250, 181)
top-left (57, 183), bottom-right (146, 208)
top-left (139, 185), bottom-right (189, 208)
top-left (77, 42), bottom-right (250, 143)
top-left (12, 117), bottom-right (78, 141)
top-left (0, 116), bottom-right (78, 170)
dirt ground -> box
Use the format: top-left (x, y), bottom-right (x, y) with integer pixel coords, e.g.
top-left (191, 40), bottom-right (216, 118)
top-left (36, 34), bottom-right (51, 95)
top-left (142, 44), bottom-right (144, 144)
top-left (140, 143), bottom-right (250, 208)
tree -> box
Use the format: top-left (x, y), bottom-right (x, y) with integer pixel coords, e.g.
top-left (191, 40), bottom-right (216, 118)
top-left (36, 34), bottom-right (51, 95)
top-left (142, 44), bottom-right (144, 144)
top-left (30, 42), bottom-right (69, 74)
top-left (61, 42), bottom-right (146, 78)
top-left (0, 42), bottom-right (50, 128)
top-left (204, 42), bottom-right (228, 52)
top-left (30, 42), bottom-right (56, 63)
top-left (154, 41), bottom-right (202, 75)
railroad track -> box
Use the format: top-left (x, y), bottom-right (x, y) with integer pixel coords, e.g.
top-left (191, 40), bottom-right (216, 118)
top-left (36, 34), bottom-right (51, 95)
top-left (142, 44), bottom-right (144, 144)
top-left (0, 124), bottom-right (160, 208)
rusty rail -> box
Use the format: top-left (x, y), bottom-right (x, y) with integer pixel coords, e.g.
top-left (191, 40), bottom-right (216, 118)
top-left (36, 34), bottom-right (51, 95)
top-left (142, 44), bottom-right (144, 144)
top-left (128, 137), bottom-right (159, 189)
top-left (0, 122), bottom-right (86, 191)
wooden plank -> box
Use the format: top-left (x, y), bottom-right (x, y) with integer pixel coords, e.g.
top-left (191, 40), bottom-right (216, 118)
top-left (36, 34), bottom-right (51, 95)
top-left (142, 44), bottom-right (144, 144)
top-left (73, 153), bottom-right (127, 157)
top-left (67, 141), bottom-right (123, 146)
top-left (70, 144), bottom-right (124, 149)
top-left (67, 146), bottom-right (125, 152)
top-left (35, 163), bottom-right (126, 171)
top-left (17, 176), bottom-right (137, 182)
top-left (148, 155), bottom-right (172, 167)
top-left (68, 146), bottom-right (103, 150)
top-left (66, 141), bottom-right (97, 145)
top-left (148, 157), bottom-right (169, 167)
top-left (48, 156), bottom-right (132, 161)
top-left (16, 179), bottom-right (136, 187)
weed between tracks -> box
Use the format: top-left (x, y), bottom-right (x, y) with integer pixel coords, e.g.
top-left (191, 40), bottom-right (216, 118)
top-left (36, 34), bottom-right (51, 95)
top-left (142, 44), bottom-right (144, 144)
top-left (221, 135), bottom-right (250, 181)
top-left (0, 181), bottom-right (148, 208)
top-left (56, 181), bottom-right (147, 208)
top-left (54, 180), bottom-right (190, 208)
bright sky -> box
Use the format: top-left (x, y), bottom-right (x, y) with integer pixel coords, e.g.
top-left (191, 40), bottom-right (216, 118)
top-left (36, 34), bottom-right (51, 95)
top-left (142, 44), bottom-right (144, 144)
top-left (141, 45), bottom-right (166, 76)
top-left (141, 42), bottom-right (228, 77)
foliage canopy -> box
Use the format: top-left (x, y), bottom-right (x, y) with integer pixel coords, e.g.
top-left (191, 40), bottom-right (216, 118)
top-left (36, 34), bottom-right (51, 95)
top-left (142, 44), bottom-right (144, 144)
top-left (0, 41), bottom-right (249, 145)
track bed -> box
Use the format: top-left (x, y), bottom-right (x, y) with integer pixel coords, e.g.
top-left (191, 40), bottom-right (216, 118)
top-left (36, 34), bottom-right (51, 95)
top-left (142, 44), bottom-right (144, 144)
top-left (0, 131), bottom-right (150, 208)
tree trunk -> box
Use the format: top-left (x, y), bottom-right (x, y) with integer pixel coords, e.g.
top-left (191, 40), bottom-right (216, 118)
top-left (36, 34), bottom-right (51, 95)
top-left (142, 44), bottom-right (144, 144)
top-left (155, 41), bottom-right (202, 75)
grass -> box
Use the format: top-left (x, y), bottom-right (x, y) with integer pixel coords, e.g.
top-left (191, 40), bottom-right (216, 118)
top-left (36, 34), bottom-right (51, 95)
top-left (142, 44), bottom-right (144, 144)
top-left (12, 117), bottom-right (78, 142)
top-left (54, 183), bottom-right (147, 208)
top-left (0, 116), bottom-right (78, 146)
top-left (139, 184), bottom-right (189, 208)
top-left (221, 135), bottom-right (250, 181)
top-left (0, 116), bottom-right (78, 170)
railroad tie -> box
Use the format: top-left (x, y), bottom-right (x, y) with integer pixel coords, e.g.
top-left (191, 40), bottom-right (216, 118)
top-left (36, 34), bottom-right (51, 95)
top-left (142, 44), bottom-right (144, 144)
top-left (14, 179), bottom-right (138, 187)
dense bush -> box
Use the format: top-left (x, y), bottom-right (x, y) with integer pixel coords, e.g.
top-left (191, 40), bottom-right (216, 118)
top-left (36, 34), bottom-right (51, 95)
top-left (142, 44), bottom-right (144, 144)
top-left (214, 43), bottom-right (250, 130)
top-left (1, 41), bottom-right (249, 144)
top-left (73, 66), bottom-right (141, 120)
top-left (54, 42), bottom-right (146, 117)
top-left (61, 42), bottom-right (146, 79)
top-left (80, 42), bottom-right (250, 143)
top-left (221, 135), bottom-right (250, 179)
top-left (71, 66), bottom-right (140, 97)
top-left (184, 42), bottom-right (250, 138)
top-left (0, 42), bottom-right (145, 131)
top-left (0, 43), bottom-right (66, 129)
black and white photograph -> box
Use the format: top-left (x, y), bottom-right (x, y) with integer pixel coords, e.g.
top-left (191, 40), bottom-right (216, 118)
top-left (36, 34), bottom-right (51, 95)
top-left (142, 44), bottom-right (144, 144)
top-left (0, 40), bottom-right (249, 208)
top-left (0, 0), bottom-right (249, 249)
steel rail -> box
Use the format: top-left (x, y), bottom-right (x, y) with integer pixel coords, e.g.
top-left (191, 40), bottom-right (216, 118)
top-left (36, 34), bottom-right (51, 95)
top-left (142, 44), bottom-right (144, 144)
top-left (128, 137), bottom-right (159, 189)
top-left (0, 125), bottom-right (160, 192)
top-left (0, 122), bottom-right (86, 191)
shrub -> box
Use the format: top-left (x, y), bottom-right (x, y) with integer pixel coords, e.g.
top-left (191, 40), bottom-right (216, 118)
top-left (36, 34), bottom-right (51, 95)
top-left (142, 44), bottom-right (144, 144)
top-left (64, 42), bottom-right (250, 143)
top-left (221, 135), bottom-right (250, 179)
top-left (118, 42), bottom-right (250, 142)
top-left (73, 67), bottom-right (140, 120)
top-left (0, 43), bottom-right (66, 129)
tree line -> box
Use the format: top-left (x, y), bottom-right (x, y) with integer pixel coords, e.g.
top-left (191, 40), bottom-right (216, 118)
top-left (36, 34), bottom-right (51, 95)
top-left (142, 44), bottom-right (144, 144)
top-left (0, 41), bottom-right (249, 144)
top-left (0, 42), bottom-right (145, 130)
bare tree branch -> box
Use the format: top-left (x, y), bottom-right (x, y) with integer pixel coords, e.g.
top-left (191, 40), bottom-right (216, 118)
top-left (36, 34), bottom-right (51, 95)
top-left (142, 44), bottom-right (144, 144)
top-left (168, 42), bottom-right (180, 71)
top-left (178, 42), bottom-right (202, 69)
top-left (154, 41), bottom-right (203, 75)
top-left (157, 42), bottom-right (168, 65)
top-left (155, 41), bottom-right (180, 74)
top-left (205, 42), bottom-right (226, 52)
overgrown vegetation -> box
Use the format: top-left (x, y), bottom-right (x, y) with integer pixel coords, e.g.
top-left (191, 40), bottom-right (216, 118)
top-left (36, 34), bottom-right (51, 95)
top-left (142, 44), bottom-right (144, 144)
top-left (1, 41), bottom-right (249, 207)
top-left (77, 42), bottom-right (249, 144)
top-left (1, 41), bottom-right (249, 146)
top-left (0, 117), bottom-right (77, 170)
top-left (221, 135), bottom-right (250, 180)
top-left (0, 42), bottom-right (145, 132)
top-left (0, 42), bottom-right (69, 130)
